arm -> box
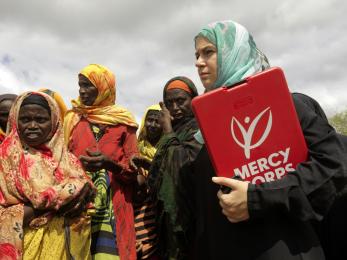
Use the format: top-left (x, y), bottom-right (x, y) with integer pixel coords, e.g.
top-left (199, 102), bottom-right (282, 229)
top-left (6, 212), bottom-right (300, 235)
top-left (112, 126), bottom-right (139, 184)
top-left (148, 119), bottom-right (202, 191)
top-left (79, 126), bottom-right (139, 184)
top-left (0, 204), bottom-right (24, 252)
top-left (247, 95), bottom-right (346, 221)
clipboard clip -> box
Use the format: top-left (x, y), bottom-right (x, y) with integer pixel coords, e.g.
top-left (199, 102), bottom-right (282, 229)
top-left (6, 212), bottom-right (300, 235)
top-left (224, 79), bottom-right (248, 90)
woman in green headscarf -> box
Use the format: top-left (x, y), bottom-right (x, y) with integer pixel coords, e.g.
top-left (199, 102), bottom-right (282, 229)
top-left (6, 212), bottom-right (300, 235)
top-left (183, 20), bottom-right (346, 260)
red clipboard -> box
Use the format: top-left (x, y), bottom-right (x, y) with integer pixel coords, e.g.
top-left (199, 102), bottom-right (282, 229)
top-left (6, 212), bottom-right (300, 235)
top-left (192, 67), bottom-right (308, 184)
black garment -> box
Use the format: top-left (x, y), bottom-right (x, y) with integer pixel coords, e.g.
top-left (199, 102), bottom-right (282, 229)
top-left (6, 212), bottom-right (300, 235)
top-left (182, 93), bottom-right (346, 260)
top-left (295, 93), bottom-right (347, 260)
top-left (148, 117), bottom-right (202, 259)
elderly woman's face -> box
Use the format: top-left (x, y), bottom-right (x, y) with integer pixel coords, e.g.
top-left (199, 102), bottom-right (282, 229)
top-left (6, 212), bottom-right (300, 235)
top-left (145, 110), bottom-right (162, 141)
top-left (78, 74), bottom-right (98, 106)
top-left (195, 36), bottom-right (218, 92)
top-left (18, 104), bottom-right (52, 147)
top-left (0, 99), bottom-right (14, 131)
top-left (164, 89), bottom-right (192, 123)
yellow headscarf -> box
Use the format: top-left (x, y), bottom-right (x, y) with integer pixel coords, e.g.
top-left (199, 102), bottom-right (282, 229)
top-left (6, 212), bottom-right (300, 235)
top-left (64, 64), bottom-right (138, 144)
top-left (38, 88), bottom-right (67, 121)
top-left (138, 104), bottom-right (161, 161)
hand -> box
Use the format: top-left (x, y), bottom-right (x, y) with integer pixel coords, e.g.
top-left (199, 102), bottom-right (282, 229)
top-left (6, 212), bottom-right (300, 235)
top-left (133, 174), bottom-right (148, 203)
top-left (159, 102), bottom-right (173, 134)
top-left (212, 177), bottom-right (250, 223)
top-left (23, 205), bottom-right (37, 227)
top-left (130, 155), bottom-right (152, 171)
top-left (136, 174), bottom-right (146, 187)
top-left (79, 150), bottom-right (119, 172)
top-left (58, 182), bottom-right (95, 218)
top-left (23, 204), bottom-right (48, 227)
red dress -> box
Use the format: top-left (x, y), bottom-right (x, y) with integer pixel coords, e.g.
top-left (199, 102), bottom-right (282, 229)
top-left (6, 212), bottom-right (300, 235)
top-left (68, 119), bottom-right (138, 259)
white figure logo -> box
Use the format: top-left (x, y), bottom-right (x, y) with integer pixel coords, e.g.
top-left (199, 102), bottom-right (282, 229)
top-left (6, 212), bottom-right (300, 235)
top-left (231, 107), bottom-right (272, 159)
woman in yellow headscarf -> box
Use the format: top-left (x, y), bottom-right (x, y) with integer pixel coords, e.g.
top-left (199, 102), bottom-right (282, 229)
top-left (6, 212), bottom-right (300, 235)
top-left (38, 88), bottom-right (67, 121)
top-left (132, 104), bottom-right (162, 259)
top-left (137, 104), bottom-right (162, 161)
top-left (64, 64), bottom-right (139, 259)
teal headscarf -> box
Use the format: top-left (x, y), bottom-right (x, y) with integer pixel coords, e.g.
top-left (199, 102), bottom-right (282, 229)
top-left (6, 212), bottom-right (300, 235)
top-left (194, 20), bottom-right (270, 144)
top-left (195, 20), bottom-right (270, 89)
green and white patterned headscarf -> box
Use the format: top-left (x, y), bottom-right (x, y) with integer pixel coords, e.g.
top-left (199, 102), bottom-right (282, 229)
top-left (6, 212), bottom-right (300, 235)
top-left (194, 20), bottom-right (270, 144)
top-left (195, 20), bottom-right (270, 89)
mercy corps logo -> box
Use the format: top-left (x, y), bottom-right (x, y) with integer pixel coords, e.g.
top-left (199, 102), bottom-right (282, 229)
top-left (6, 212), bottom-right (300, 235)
top-left (230, 107), bottom-right (294, 183)
top-left (231, 107), bottom-right (272, 159)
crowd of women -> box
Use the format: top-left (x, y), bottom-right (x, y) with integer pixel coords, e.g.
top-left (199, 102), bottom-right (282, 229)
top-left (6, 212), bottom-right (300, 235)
top-left (0, 20), bottom-right (346, 260)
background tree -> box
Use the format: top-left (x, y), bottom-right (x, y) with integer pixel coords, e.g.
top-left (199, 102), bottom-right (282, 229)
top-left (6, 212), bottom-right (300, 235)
top-left (329, 109), bottom-right (347, 135)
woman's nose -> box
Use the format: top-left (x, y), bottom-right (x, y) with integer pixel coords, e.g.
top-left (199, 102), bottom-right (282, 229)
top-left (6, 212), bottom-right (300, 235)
top-left (29, 120), bottom-right (38, 129)
top-left (172, 102), bottom-right (179, 110)
top-left (79, 87), bottom-right (86, 94)
top-left (195, 56), bottom-right (204, 67)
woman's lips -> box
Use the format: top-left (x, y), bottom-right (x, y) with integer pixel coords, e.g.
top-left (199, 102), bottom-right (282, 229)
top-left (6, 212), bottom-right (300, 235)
top-left (173, 113), bottom-right (183, 119)
top-left (199, 73), bottom-right (210, 79)
top-left (25, 132), bottom-right (40, 139)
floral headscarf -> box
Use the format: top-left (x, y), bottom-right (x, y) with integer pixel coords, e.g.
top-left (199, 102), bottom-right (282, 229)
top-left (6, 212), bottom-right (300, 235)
top-left (0, 91), bottom-right (93, 259)
top-left (64, 64), bottom-right (138, 144)
top-left (195, 20), bottom-right (270, 89)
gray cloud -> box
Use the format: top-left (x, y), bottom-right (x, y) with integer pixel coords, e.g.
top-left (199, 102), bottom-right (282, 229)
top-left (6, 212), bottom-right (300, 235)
top-left (0, 0), bottom-right (346, 121)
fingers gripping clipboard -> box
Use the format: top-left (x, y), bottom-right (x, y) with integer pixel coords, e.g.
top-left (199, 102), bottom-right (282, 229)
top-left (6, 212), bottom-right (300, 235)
top-left (192, 67), bottom-right (308, 185)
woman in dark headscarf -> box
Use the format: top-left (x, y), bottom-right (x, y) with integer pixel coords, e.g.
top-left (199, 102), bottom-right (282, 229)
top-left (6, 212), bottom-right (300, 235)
top-left (147, 76), bottom-right (202, 259)
top-left (0, 94), bottom-right (17, 143)
top-left (184, 20), bottom-right (347, 260)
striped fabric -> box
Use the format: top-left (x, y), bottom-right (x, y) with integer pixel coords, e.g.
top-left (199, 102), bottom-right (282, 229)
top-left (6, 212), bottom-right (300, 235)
top-left (134, 105), bottom-right (161, 259)
top-left (88, 169), bottom-right (119, 259)
top-left (88, 125), bottom-right (119, 259)
top-left (134, 200), bottom-right (158, 258)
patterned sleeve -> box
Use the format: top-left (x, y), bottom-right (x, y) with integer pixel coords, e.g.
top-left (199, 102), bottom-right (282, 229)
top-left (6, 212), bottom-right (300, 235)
top-left (0, 204), bottom-right (24, 259)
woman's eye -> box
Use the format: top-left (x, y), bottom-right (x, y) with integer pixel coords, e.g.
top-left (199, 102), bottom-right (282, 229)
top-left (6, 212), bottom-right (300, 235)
top-left (178, 98), bottom-right (185, 104)
top-left (205, 49), bottom-right (214, 56)
top-left (36, 117), bottom-right (48, 123)
top-left (80, 84), bottom-right (92, 89)
top-left (19, 117), bottom-right (28, 122)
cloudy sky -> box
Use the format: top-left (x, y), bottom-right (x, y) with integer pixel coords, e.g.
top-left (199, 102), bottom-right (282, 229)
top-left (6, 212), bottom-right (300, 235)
top-left (0, 0), bottom-right (346, 122)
